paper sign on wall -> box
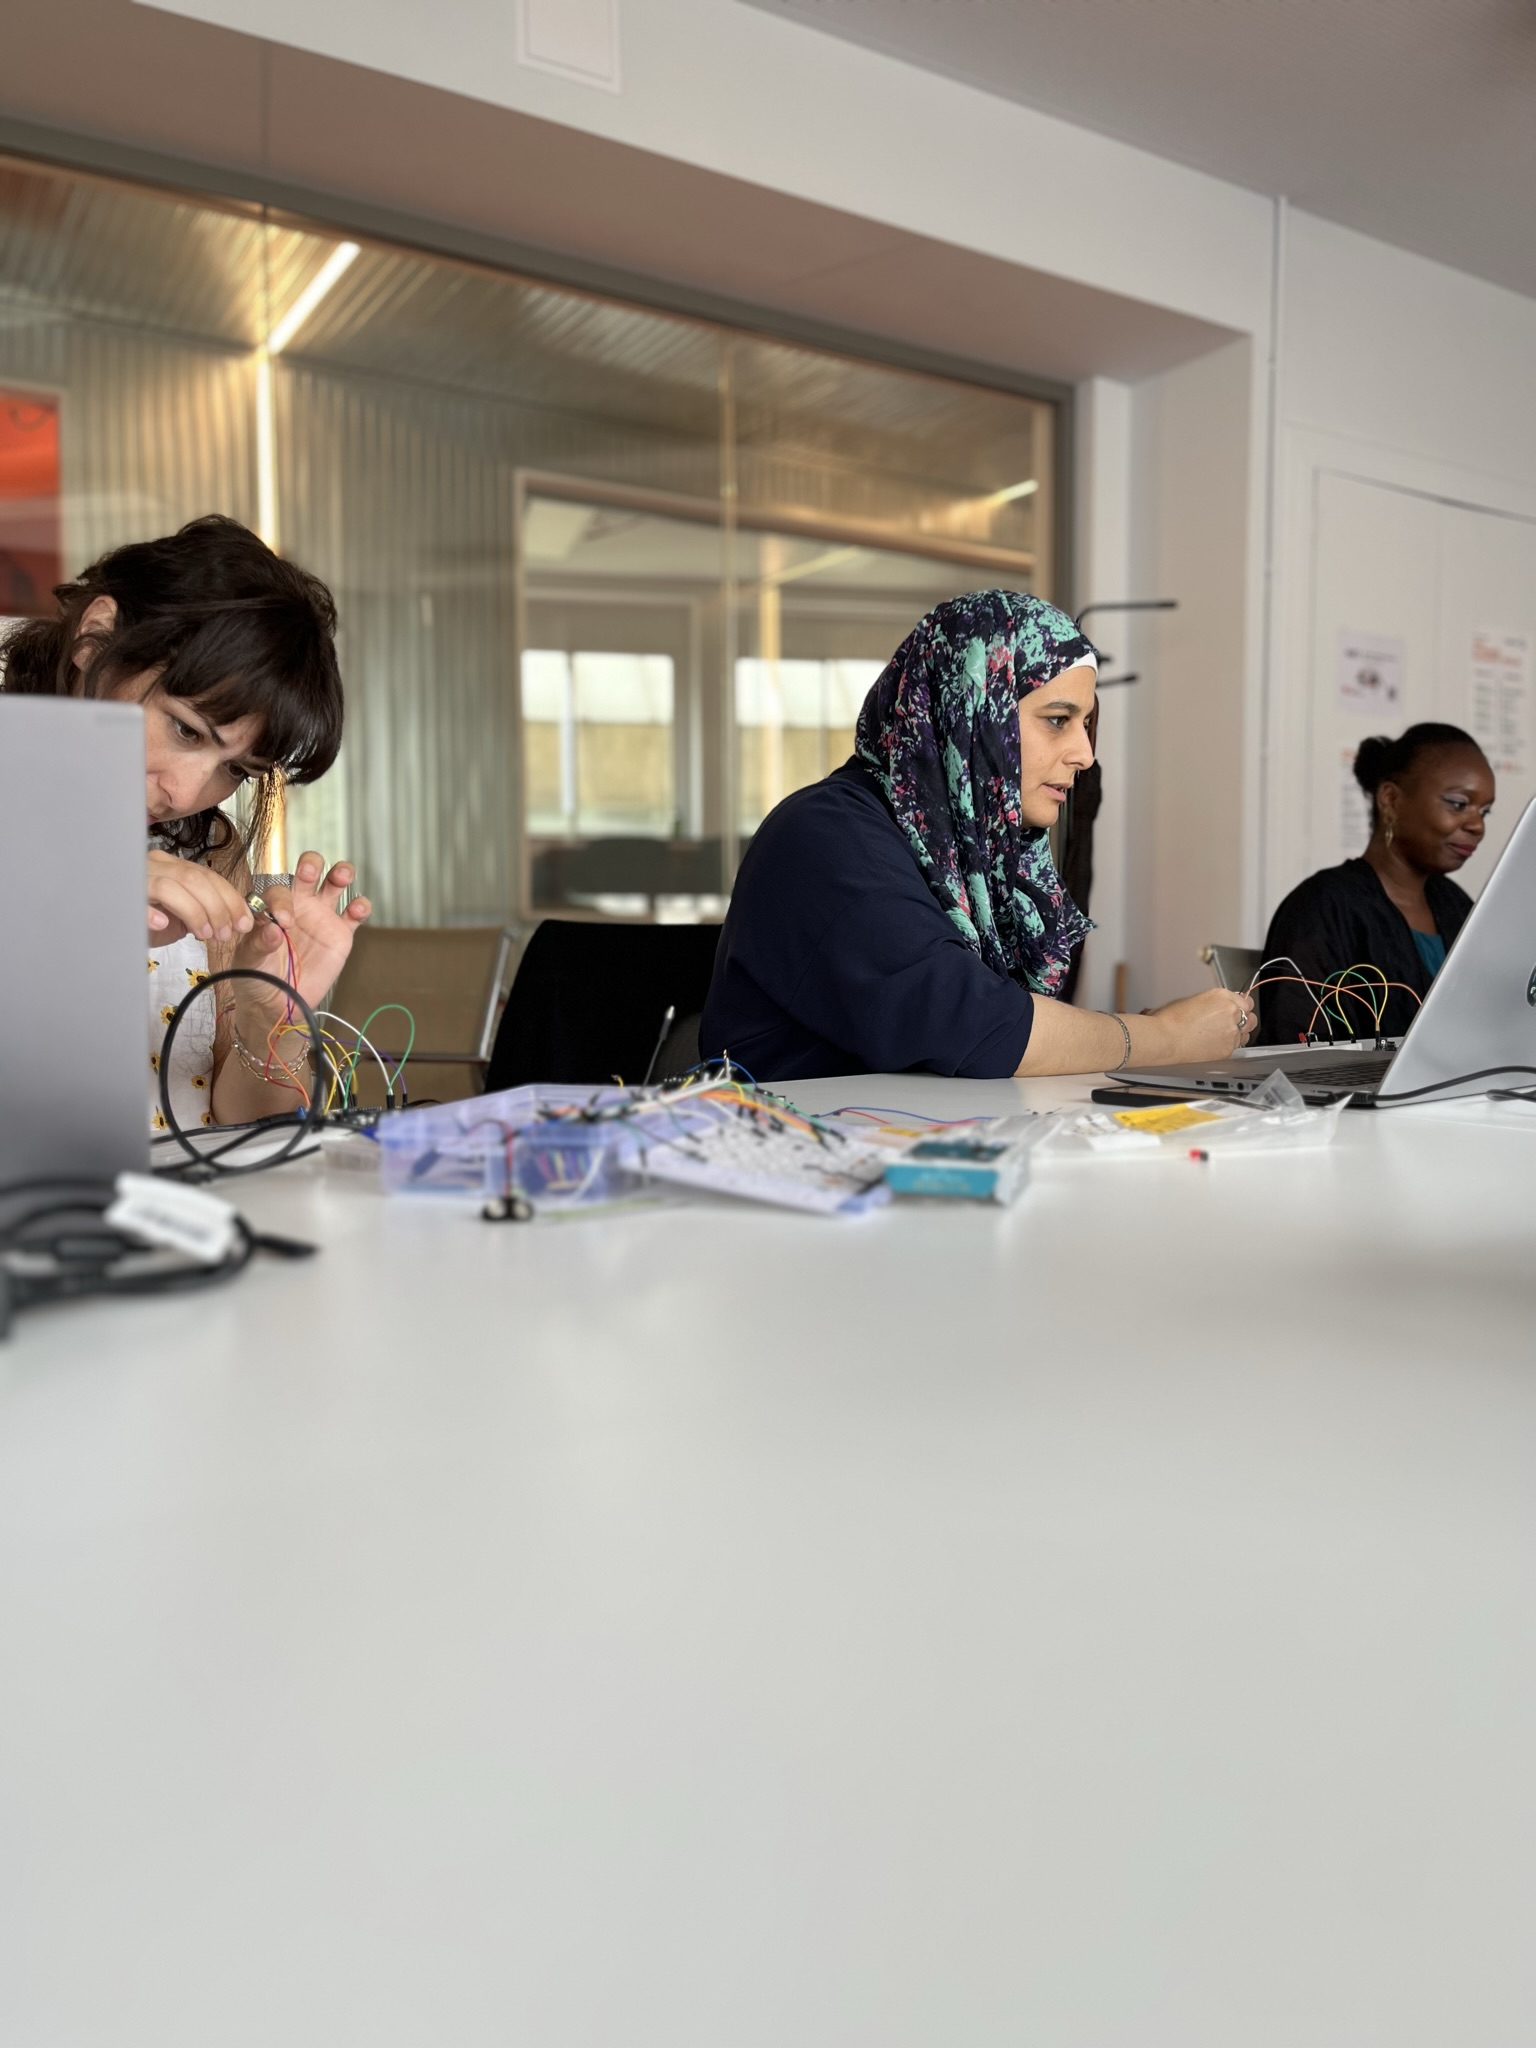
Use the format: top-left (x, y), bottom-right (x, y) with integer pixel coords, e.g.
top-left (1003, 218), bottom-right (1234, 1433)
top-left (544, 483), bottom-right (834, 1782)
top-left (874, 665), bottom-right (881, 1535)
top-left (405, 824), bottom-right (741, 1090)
top-left (1336, 630), bottom-right (1404, 714)
top-left (1339, 747), bottom-right (1374, 855)
top-left (1470, 629), bottom-right (1531, 778)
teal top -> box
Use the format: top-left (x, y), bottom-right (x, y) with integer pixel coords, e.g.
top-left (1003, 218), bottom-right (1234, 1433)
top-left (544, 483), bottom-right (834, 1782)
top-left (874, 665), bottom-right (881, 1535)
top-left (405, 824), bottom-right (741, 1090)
top-left (1412, 927), bottom-right (1447, 978)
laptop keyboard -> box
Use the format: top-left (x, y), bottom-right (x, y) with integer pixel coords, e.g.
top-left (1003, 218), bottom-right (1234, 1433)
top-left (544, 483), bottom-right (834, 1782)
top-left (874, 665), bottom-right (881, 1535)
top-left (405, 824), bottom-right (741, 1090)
top-left (1288, 1054), bottom-right (1394, 1089)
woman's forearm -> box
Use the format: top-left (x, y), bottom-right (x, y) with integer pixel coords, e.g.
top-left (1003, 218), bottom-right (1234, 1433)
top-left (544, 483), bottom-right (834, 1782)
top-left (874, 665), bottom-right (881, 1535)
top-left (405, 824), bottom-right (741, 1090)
top-left (1016, 985), bottom-right (1250, 1076)
top-left (1015, 995), bottom-right (1167, 1076)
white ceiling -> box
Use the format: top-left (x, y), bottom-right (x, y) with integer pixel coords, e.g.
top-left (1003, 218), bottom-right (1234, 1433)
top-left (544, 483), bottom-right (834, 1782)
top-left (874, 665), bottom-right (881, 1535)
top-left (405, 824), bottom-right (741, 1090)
top-left (746, 0), bottom-right (1536, 299)
top-left (1, 0), bottom-right (1243, 383)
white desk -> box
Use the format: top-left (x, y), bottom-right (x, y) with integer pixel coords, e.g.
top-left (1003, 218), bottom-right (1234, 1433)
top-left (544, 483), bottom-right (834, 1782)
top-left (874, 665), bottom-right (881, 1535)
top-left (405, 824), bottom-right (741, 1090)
top-left (3, 1075), bottom-right (1535, 2046)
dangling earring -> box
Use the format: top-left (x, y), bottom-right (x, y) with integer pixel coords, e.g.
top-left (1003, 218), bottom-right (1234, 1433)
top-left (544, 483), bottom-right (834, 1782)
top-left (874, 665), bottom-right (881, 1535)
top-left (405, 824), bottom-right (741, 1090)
top-left (1383, 817), bottom-right (1395, 849)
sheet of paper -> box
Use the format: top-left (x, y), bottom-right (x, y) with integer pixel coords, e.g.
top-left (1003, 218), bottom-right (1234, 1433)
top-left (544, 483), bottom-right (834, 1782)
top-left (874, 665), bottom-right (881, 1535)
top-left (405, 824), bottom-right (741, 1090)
top-left (1470, 628), bottom-right (1531, 777)
top-left (1336, 630), bottom-right (1404, 715)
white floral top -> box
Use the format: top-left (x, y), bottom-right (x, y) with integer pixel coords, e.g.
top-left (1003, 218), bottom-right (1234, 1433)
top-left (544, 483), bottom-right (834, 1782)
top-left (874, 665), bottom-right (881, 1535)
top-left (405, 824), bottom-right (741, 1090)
top-left (147, 933), bottom-right (217, 1134)
top-left (146, 827), bottom-right (220, 1134)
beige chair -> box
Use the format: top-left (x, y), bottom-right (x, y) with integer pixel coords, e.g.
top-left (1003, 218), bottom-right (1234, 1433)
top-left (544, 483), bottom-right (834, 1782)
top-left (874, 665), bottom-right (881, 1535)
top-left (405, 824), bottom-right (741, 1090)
top-left (329, 926), bottom-right (517, 1106)
top-left (1200, 942), bottom-right (1264, 992)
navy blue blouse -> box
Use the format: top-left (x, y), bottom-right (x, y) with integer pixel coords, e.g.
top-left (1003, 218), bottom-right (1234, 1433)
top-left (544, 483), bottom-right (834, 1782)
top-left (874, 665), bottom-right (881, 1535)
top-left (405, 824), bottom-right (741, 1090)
top-left (700, 760), bottom-right (1035, 1081)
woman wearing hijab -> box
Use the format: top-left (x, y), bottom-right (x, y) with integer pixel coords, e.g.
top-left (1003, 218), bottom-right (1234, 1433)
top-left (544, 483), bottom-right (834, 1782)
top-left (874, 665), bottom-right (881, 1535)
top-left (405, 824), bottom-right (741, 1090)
top-left (1256, 722), bottom-right (1494, 1045)
top-left (700, 590), bottom-right (1249, 1080)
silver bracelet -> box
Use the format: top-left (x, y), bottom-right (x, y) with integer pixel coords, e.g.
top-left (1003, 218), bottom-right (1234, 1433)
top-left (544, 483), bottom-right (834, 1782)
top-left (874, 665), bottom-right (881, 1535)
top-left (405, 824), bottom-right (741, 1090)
top-left (1108, 1013), bottom-right (1133, 1071)
top-left (222, 1005), bottom-right (311, 1085)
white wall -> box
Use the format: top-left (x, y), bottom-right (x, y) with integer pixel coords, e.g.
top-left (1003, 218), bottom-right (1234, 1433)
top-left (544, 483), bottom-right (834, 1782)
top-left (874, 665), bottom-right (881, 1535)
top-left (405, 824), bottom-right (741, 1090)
top-left (1282, 212), bottom-right (1536, 484)
top-left (1124, 339), bottom-right (1256, 1007)
top-left (1265, 210), bottom-right (1536, 925)
top-left (144, 0), bottom-right (1274, 337)
top-left (1071, 376), bottom-right (1131, 1013)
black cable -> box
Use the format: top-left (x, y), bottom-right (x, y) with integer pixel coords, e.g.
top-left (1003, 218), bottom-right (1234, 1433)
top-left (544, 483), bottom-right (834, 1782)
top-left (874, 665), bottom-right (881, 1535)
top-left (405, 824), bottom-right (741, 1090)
top-left (1374, 1064), bottom-right (1536, 1106)
top-left (157, 967), bottom-right (339, 1178)
top-left (163, 1115), bottom-right (320, 1175)
top-left (0, 1182), bottom-right (315, 1339)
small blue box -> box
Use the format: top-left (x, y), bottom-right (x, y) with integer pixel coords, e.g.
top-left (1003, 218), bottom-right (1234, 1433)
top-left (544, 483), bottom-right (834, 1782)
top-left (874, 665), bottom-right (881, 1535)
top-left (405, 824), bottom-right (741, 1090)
top-left (883, 1115), bottom-right (1044, 1206)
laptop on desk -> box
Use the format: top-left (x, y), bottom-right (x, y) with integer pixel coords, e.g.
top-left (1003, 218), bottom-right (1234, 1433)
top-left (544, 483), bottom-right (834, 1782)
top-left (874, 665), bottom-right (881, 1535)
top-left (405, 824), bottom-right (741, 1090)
top-left (0, 696), bottom-right (149, 1185)
top-left (1115, 794), bottom-right (1536, 1107)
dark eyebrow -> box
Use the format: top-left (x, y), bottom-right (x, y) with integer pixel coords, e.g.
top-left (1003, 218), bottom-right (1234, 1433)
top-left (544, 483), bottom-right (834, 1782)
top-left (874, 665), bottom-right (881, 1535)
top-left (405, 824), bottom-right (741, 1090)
top-left (1037, 697), bottom-right (1088, 713)
top-left (174, 707), bottom-right (225, 748)
top-left (180, 708), bottom-right (270, 775)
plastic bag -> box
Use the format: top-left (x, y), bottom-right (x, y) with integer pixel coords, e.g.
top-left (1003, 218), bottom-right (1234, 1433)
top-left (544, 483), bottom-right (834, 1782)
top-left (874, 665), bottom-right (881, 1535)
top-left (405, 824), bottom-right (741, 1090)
top-left (1045, 1071), bottom-right (1348, 1159)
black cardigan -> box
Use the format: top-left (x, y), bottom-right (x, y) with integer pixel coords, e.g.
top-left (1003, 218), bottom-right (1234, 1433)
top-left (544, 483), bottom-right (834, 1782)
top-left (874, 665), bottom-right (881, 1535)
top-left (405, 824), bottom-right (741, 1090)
top-left (1256, 857), bottom-right (1472, 1044)
top-left (700, 761), bottom-right (1034, 1081)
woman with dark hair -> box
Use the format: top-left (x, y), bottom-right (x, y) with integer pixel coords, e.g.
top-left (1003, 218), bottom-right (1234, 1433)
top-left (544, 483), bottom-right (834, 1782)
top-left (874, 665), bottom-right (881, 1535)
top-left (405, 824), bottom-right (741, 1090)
top-left (701, 590), bottom-right (1250, 1080)
top-left (2, 515), bottom-right (370, 1129)
top-left (1256, 722), bottom-right (1495, 1045)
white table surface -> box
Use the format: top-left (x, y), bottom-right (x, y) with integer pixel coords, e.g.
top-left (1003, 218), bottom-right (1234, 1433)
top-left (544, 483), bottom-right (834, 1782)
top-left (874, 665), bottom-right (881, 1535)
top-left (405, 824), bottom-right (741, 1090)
top-left (3, 1073), bottom-right (1535, 2047)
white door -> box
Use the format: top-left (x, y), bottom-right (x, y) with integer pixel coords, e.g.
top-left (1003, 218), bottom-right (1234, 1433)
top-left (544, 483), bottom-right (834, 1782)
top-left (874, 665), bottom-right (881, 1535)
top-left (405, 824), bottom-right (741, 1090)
top-left (1309, 472), bottom-right (1536, 895)
top-left (1434, 503), bottom-right (1536, 890)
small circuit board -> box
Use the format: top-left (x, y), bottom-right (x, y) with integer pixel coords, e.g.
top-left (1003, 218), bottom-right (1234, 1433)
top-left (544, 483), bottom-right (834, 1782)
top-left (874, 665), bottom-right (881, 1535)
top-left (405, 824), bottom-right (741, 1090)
top-left (883, 1115), bottom-right (1047, 1205)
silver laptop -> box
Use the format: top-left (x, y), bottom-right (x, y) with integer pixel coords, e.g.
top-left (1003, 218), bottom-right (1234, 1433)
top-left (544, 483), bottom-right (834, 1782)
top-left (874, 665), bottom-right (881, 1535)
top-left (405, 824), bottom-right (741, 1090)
top-left (1, 695), bottom-right (149, 1183)
top-left (1118, 792), bottom-right (1536, 1107)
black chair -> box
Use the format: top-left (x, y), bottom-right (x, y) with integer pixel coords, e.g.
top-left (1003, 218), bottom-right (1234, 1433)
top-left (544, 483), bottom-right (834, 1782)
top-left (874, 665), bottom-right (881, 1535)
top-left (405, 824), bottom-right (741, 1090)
top-left (484, 920), bottom-right (723, 1091)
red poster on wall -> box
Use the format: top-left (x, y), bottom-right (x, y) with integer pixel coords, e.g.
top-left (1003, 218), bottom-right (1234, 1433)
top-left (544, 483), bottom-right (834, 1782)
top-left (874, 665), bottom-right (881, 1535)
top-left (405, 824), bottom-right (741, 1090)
top-left (0, 390), bottom-right (63, 618)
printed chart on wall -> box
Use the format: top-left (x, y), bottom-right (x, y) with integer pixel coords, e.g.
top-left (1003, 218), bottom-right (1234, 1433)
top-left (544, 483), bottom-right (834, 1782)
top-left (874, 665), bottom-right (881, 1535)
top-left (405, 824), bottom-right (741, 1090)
top-left (0, 390), bottom-right (62, 621)
top-left (1335, 629), bottom-right (1403, 716)
top-left (1469, 629), bottom-right (1531, 780)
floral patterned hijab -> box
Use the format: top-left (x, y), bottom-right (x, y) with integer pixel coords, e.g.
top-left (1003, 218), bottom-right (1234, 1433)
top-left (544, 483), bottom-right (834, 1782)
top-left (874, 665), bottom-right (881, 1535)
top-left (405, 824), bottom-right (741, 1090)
top-left (854, 590), bottom-right (1099, 996)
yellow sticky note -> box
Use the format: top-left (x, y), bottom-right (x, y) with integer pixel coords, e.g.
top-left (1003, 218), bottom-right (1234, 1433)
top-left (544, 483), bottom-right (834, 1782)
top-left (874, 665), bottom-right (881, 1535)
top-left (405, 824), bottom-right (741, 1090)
top-left (1112, 1102), bottom-right (1224, 1135)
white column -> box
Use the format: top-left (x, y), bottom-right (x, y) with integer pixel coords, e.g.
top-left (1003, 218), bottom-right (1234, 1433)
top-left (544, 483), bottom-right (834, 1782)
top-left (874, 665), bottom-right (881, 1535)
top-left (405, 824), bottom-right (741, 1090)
top-left (1071, 376), bottom-right (1132, 1013)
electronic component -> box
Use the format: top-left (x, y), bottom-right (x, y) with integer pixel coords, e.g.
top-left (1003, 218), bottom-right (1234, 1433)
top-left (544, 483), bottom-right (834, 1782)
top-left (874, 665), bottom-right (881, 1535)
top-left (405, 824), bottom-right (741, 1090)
top-left (377, 1076), bottom-right (893, 1216)
top-left (883, 1115), bottom-right (1047, 1204)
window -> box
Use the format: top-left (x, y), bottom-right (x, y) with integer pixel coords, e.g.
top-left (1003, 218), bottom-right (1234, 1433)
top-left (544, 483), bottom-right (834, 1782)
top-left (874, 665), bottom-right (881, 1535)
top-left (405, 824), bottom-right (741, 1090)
top-left (0, 149), bottom-right (1063, 923)
top-left (736, 657), bottom-right (879, 830)
top-left (522, 651), bottom-right (677, 838)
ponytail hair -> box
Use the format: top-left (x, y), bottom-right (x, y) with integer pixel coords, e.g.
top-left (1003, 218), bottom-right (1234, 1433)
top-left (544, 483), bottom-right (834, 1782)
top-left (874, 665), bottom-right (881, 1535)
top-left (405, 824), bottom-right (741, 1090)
top-left (1, 515), bottom-right (343, 869)
top-left (1353, 722), bottom-right (1483, 825)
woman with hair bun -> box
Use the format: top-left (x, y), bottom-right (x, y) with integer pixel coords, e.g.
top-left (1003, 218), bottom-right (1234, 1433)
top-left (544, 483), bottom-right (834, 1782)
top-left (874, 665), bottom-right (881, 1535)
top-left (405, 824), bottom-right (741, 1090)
top-left (1256, 723), bottom-right (1494, 1044)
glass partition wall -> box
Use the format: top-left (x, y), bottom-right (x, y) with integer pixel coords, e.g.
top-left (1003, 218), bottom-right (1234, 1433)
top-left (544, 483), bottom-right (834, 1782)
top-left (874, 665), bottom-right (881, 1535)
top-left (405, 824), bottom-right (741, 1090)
top-left (0, 149), bottom-right (1060, 924)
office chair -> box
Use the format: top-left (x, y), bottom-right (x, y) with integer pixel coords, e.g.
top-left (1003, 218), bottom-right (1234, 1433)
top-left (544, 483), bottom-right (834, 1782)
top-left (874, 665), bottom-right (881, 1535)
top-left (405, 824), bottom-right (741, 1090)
top-left (331, 925), bottom-right (517, 1104)
top-left (484, 919), bottom-right (722, 1090)
top-left (1200, 943), bottom-right (1264, 992)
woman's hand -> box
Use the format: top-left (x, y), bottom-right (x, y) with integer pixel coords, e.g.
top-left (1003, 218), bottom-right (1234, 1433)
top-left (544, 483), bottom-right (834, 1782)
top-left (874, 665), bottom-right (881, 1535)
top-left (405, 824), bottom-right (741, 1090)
top-left (232, 849), bottom-right (373, 1017)
top-left (147, 848), bottom-right (256, 946)
top-left (1142, 986), bottom-right (1255, 1063)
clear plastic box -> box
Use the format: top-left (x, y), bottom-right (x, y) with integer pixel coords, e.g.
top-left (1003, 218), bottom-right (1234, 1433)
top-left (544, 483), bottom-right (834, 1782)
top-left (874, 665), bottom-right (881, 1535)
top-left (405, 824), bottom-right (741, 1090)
top-left (376, 1085), bottom-right (641, 1207)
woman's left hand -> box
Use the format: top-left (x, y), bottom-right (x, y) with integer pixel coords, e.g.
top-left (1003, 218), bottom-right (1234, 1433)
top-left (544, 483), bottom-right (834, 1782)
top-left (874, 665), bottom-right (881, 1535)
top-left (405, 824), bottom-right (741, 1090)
top-left (232, 849), bottom-right (372, 1014)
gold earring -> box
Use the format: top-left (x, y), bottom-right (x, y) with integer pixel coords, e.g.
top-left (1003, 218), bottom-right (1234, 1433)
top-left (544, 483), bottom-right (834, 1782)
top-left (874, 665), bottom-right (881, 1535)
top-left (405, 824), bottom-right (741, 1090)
top-left (1384, 819), bottom-right (1394, 848)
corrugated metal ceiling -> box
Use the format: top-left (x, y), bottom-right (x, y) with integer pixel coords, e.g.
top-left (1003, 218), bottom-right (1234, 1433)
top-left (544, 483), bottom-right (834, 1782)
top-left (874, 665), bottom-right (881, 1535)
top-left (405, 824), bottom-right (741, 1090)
top-left (0, 152), bottom-right (1048, 489)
